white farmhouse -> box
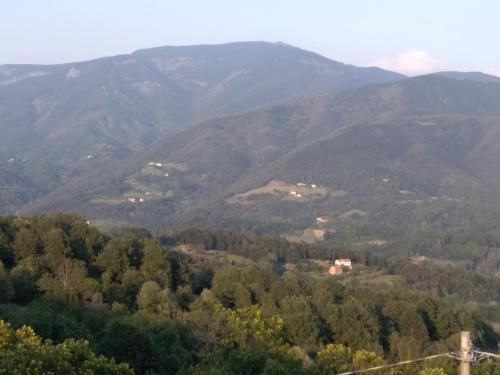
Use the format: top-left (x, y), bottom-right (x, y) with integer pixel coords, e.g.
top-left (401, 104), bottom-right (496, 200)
top-left (316, 216), bottom-right (328, 224)
top-left (334, 259), bottom-right (352, 270)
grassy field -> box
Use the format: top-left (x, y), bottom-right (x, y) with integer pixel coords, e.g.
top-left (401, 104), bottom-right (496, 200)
top-left (175, 244), bottom-right (257, 270)
top-left (90, 197), bottom-right (127, 205)
top-left (284, 228), bottom-right (329, 243)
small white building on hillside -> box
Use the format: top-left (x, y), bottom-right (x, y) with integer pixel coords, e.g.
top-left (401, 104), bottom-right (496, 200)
top-left (334, 258), bottom-right (352, 270)
top-left (316, 216), bottom-right (328, 224)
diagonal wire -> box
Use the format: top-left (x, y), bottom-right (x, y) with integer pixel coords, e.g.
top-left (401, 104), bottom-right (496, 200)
top-left (335, 353), bottom-right (453, 375)
top-left (476, 351), bottom-right (500, 359)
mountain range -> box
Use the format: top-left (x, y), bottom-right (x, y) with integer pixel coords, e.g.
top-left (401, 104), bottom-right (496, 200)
top-left (0, 41), bottom-right (404, 213)
top-left (2, 42), bottom-right (500, 243)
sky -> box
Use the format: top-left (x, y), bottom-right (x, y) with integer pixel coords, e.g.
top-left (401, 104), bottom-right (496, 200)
top-left (1, 0), bottom-right (499, 76)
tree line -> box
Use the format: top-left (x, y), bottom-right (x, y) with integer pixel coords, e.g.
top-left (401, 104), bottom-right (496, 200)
top-left (0, 214), bottom-right (498, 374)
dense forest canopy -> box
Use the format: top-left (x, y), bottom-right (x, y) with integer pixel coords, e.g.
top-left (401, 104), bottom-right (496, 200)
top-left (0, 214), bottom-right (498, 374)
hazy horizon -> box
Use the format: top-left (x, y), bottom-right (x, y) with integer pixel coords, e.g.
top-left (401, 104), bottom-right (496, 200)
top-left (2, 0), bottom-right (499, 77)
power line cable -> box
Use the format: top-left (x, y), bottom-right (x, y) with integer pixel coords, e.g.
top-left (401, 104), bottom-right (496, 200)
top-left (335, 353), bottom-right (452, 375)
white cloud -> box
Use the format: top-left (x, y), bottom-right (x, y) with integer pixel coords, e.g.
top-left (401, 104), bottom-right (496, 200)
top-left (373, 50), bottom-right (444, 76)
top-left (484, 68), bottom-right (500, 78)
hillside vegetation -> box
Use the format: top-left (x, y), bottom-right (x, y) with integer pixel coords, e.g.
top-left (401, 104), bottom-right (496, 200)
top-left (0, 214), bottom-right (499, 374)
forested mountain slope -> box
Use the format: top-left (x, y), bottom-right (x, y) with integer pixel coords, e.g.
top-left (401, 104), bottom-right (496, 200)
top-left (0, 42), bottom-right (403, 212)
top-left (28, 76), bottom-right (500, 245)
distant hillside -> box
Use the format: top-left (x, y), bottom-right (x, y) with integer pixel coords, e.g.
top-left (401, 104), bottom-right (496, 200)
top-left (432, 71), bottom-right (500, 83)
top-left (26, 76), bottom-right (500, 238)
top-left (0, 42), bottom-right (404, 212)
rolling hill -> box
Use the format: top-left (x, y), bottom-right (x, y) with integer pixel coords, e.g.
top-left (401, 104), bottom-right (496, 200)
top-left (0, 42), bottom-right (404, 212)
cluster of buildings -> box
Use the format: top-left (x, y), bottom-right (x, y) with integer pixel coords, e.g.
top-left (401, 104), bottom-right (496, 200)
top-left (6, 157), bottom-right (28, 165)
top-left (296, 182), bottom-right (317, 188)
top-left (289, 182), bottom-right (319, 198)
top-left (316, 216), bottom-right (328, 224)
top-left (328, 258), bottom-right (352, 276)
top-left (127, 197), bottom-right (144, 203)
top-left (147, 161), bottom-right (169, 177)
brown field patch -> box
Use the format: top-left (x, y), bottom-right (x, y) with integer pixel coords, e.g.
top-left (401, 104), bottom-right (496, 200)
top-left (227, 179), bottom-right (331, 203)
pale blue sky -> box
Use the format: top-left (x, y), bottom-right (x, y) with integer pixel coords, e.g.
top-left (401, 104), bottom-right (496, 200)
top-left (1, 0), bottom-right (499, 75)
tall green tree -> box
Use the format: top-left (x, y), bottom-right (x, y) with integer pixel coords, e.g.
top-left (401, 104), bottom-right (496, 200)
top-left (137, 280), bottom-right (177, 318)
top-left (37, 259), bottom-right (95, 304)
top-left (0, 320), bottom-right (133, 375)
top-left (139, 239), bottom-right (171, 288)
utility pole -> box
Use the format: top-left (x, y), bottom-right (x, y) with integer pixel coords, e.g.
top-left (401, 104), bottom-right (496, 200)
top-left (335, 329), bottom-right (498, 375)
top-left (459, 331), bottom-right (471, 375)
